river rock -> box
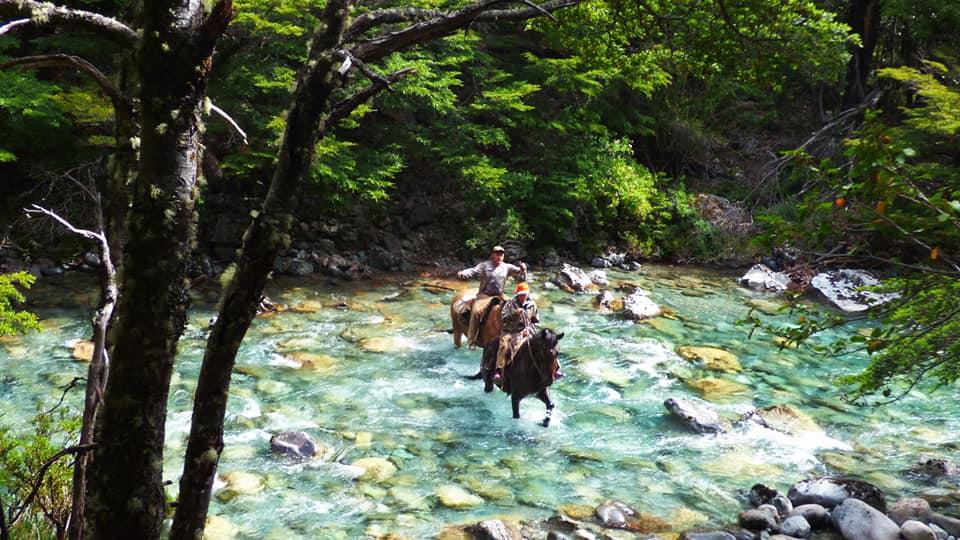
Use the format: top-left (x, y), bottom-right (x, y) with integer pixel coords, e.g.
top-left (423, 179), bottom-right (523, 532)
top-left (788, 504), bottom-right (830, 529)
top-left (831, 498), bottom-right (899, 540)
top-left (556, 263), bottom-right (594, 292)
top-left (437, 484), bottom-right (483, 508)
top-left (739, 506), bottom-right (778, 530)
top-left (622, 289), bottom-right (661, 321)
top-left (219, 471), bottom-right (263, 498)
top-left (71, 339), bottom-right (95, 362)
top-left (679, 532), bottom-right (737, 540)
top-left (269, 431), bottom-right (316, 459)
top-left (594, 290), bottom-right (622, 312)
top-left (901, 520), bottom-right (937, 540)
top-left (889, 498), bottom-right (933, 525)
top-left (929, 513), bottom-right (960, 536)
top-left (743, 404), bottom-right (824, 435)
top-left (739, 264), bottom-right (790, 292)
top-left (204, 515), bottom-right (240, 540)
top-left (676, 346), bottom-right (742, 372)
top-left (593, 500), bottom-right (669, 532)
top-left (663, 397), bottom-right (727, 433)
top-left (915, 458), bottom-right (960, 477)
top-left (685, 377), bottom-right (750, 400)
top-left (351, 457), bottom-right (397, 482)
top-left (779, 515), bottom-right (811, 538)
top-left (810, 269), bottom-right (899, 312)
top-left (468, 519), bottom-right (522, 540)
top-left (588, 269), bottom-right (609, 287)
top-left (595, 500), bottom-right (638, 529)
top-left (788, 477), bottom-right (886, 511)
top-left (749, 484), bottom-right (782, 507)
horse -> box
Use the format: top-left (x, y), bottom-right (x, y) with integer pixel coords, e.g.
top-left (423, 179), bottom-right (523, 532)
top-left (450, 289), bottom-right (503, 349)
top-left (480, 328), bottom-right (564, 427)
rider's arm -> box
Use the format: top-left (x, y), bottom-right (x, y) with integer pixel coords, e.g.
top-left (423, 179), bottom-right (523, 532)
top-left (458, 261), bottom-right (485, 280)
top-left (507, 263), bottom-right (527, 281)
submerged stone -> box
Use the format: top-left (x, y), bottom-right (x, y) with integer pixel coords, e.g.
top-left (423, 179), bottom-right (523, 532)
top-left (71, 339), bottom-right (94, 362)
top-left (676, 346), bottom-right (742, 372)
top-left (351, 457), bottom-right (398, 482)
top-left (685, 377), bottom-right (749, 400)
top-left (437, 484), bottom-right (484, 508)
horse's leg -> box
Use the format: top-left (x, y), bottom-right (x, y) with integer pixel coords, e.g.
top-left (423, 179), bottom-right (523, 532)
top-left (536, 389), bottom-right (555, 427)
top-left (481, 343), bottom-right (496, 393)
top-left (511, 394), bottom-right (522, 419)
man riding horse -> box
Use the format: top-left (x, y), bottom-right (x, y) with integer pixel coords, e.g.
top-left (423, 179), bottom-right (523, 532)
top-left (455, 245), bottom-right (527, 348)
top-left (495, 281), bottom-right (539, 381)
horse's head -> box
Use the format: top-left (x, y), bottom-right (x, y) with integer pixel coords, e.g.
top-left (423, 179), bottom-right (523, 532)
top-left (539, 328), bottom-right (564, 350)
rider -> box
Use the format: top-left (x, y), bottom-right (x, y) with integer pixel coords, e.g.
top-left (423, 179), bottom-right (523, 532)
top-left (457, 245), bottom-right (527, 347)
top-left (495, 281), bottom-right (539, 380)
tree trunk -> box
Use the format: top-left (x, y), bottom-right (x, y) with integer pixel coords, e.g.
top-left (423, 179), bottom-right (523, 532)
top-left (66, 196), bottom-right (118, 540)
top-left (83, 0), bottom-right (230, 535)
top-left (842, 0), bottom-right (881, 108)
top-left (168, 1), bottom-right (352, 536)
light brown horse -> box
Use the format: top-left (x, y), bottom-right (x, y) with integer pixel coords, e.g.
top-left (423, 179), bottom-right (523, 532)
top-left (450, 289), bottom-right (503, 348)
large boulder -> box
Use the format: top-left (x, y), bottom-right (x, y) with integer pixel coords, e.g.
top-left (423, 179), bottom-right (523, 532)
top-left (810, 269), bottom-right (899, 312)
top-left (269, 431), bottom-right (317, 459)
top-left (788, 477), bottom-right (886, 511)
top-left (623, 289), bottom-right (661, 321)
top-left (556, 263), bottom-right (594, 292)
top-left (739, 264), bottom-right (791, 293)
top-left (831, 498), bottom-right (900, 540)
top-left (467, 520), bottom-right (523, 540)
top-left (663, 397), bottom-right (728, 433)
top-left (742, 404), bottom-right (824, 436)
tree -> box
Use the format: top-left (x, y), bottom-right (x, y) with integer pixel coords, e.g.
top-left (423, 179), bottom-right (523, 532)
top-left (2, 0), bottom-right (576, 537)
top-left (753, 60), bottom-right (960, 401)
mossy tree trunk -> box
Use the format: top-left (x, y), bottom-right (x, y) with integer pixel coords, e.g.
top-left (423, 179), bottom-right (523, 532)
top-left (83, 0), bottom-right (232, 537)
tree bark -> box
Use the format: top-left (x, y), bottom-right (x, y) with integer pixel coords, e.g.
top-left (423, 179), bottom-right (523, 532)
top-left (842, 0), bottom-right (881, 108)
top-left (83, 0), bottom-right (232, 537)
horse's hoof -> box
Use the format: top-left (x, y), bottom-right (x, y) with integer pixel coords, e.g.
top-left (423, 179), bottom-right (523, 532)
top-left (541, 418), bottom-right (550, 427)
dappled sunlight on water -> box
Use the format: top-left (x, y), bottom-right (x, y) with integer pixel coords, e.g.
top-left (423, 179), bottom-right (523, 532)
top-left (2, 265), bottom-right (958, 537)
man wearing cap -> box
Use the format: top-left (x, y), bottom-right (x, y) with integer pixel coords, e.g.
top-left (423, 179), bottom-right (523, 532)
top-left (457, 245), bottom-right (527, 348)
top-left (495, 281), bottom-right (539, 378)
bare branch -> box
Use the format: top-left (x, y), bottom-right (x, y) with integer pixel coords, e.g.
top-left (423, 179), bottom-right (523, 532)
top-left (0, 0), bottom-right (136, 44)
top-left (24, 205), bottom-right (105, 244)
top-left (350, 0), bottom-right (576, 62)
top-left (208, 102), bottom-right (248, 145)
top-left (7, 445), bottom-right (97, 529)
top-left (1, 54), bottom-right (130, 114)
top-left (0, 17), bottom-right (29, 36)
top-left (326, 67), bottom-right (416, 126)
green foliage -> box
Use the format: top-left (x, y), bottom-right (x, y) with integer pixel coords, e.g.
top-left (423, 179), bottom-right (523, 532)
top-left (753, 59), bottom-right (960, 400)
top-left (0, 408), bottom-right (80, 539)
top-left (0, 272), bottom-right (40, 337)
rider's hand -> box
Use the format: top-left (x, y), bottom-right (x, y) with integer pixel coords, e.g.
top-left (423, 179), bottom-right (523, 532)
top-left (520, 262), bottom-right (527, 272)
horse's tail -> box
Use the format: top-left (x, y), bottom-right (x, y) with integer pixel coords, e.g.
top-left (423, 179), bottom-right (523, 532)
top-left (463, 371), bottom-right (483, 380)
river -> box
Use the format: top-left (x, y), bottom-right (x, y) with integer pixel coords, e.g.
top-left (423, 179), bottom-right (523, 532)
top-left (1, 264), bottom-right (957, 538)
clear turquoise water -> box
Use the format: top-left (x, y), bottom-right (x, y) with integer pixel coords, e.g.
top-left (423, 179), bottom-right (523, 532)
top-left (2, 265), bottom-right (957, 538)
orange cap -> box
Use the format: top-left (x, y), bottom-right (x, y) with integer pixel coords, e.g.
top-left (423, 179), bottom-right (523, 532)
top-left (515, 282), bottom-right (530, 295)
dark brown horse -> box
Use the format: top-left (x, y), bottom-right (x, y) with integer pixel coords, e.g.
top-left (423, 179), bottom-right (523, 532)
top-left (481, 328), bottom-right (564, 427)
